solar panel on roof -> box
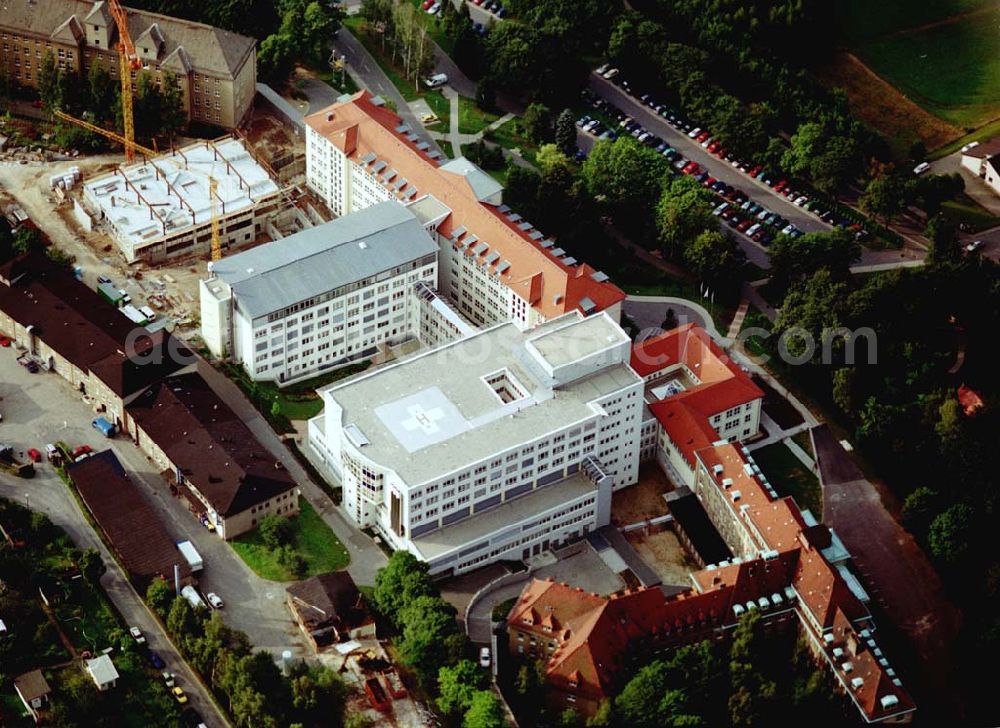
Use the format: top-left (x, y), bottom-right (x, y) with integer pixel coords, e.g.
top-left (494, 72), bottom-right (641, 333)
top-left (471, 242), bottom-right (489, 255)
top-left (360, 152), bottom-right (376, 163)
top-left (562, 257), bottom-right (577, 266)
top-left (370, 96), bottom-right (386, 107)
top-left (528, 231), bottom-right (543, 240)
top-left (497, 204), bottom-right (511, 213)
top-left (579, 297), bottom-right (596, 313)
top-left (464, 234), bottom-right (479, 245)
top-left (428, 150), bottom-right (442, 158)
top-left (372, 160), bottom-right (387, 173)
top-left (393, 178), bottom-right (407, 190)
top-left (485, 251), bottom-right (500, 264)
top-left (507, 212), bottom-right (522, 222)
top-left (591, 271), bottom-right (610, 282)
top-left (416, 142), bottom-right (430, 151)
top-left (517, 221), bottom-right (532, 231)
top-left (497, 261), bottom-right (511, 274)
top-left (540, 239), bottom-right (555, 248)
top-left (451, 226), bottom-right (467, 239)
top-left (550, 247), bottom-right (565, 256)
top-left (406, 133), bottom-right (419, 142)
top-left (404, 188), bottom-right (417, 199)
top-left (395, 124), bottom-right (409, 133)
top-left (381, 169), bottom-right (397, 182)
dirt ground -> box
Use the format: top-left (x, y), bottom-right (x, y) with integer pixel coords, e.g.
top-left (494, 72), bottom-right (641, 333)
top-left (625, 527), bottom-right (698, 586)
top-left (244, 112), bottom-right (305, 162)
top-left (612, 461), bottom-right (675, 526)
top-left (815, 52), bottom-right (961, 152)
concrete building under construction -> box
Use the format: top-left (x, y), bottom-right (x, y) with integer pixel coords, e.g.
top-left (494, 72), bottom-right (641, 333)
top-left (82, 136), bottom-right (282, 264)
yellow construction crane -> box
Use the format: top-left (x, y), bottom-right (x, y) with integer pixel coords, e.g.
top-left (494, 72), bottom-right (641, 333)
top-left (108, 0), bottom-right (141, 164)
top-left (53, 110), bottom-right (156, 158)
top-left (209, 176), bottom-right (222, 262)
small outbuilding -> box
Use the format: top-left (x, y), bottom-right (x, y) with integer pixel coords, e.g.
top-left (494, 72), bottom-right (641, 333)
top-left (286, 571), bottom-right (376, 650)
top-left (85, 654), bottom-right (120, 691)
top-left (14, 669), bottom-right (51, 723)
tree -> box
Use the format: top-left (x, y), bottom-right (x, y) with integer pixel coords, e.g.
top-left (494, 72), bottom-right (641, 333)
top-left (615, 660), bottom-right (701, 727)
top-left (147, 577), bottom-right (176, 617)
top-left (372, 550), bottom-right (434, 624)
top-left (258, 513), bottom-right (293, 550)
top-left (831, 367), bottom-right (855, 413)
top-left (583, 137), bottom-right (668, 219)
top-left (503, 165), bottom-right (541, 220)
top-left (258, 32), bottom-right (296, 83)
top-left (586, 701), bottom-right (614, 728)
top-left (463, 690), bottom-right (506, 728)
top-left (768, 228), bottom-right (861, 290)
top-left (438, 659), bottom-right (487, 716)
top-left (928, 503), bottom-right (975, 564)
top-left (925, 215), bottom-right (959, 263)
top-left (860, 173), bottom-right (907, 225)
top-left (555, 108), bottom-right (577, 156)
top-left (398, 596), bottom-right (464, 681)
top-left (12, 226), bottom-right (43, 255)
top-left (515, 659), bottom-right (546, 697)
top-left (773, 269), bottom-right (848, 361)
top-left (159, 71), bottom-right (187, 140)
top-left (86, 60), bottom-right (117, 124)
top-left (167, 593), bottom-right (201, 644)
top-left (270, 399), bottom-right (283, 418)
top-left (38, 51), bottom-right (60, 112)
top-left (520, 103), bottom-right (552, 145)
top-left (661, 307), bottom-right (678, 331)
top-left (655, 175), bottom-right (718, 256)
top-left (902, 486), bottom-right (939, 537)
top-left (133, 70), bottom-right (162, 140)
top-left (79, 549), bottom-right (105, 587)
top-left (535, 144), bottom-right (571, 176)
top-left (683, 230), bottom-right (745, 289)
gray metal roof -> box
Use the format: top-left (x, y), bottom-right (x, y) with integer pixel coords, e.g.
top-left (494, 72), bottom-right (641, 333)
top-left (214, 202), bottom-right (437, 320)
top-left (439, 157), bottom-right (503, 203)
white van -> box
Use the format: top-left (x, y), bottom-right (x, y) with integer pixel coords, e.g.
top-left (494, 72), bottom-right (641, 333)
top-left (139, 305), bottom-right (156, 322)
top-left (913, 161), bottom-right (931, 175)
top-left (424, 73), bottom-right (448, 88)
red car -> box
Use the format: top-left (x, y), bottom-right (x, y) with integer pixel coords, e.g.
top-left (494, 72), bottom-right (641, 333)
top-left (748, 165), bottom-right (763, 177)
top-left (27, 448), bottom-right (42, 462)
top-left (422, 0), bottom-right (434, 7)
top-left (72, 445), bottom-right (93, 459)
top-left (0, 334), bottom-right (11, 347)
top-left (736, 219), bottom-right (753, 232)
top-left (695, 130), bottom-right (711, 143)
top-left (714, 146), bottom-right (727, 158)
top-left (702, 176), bottom-right (717, 187)
top-left (682, 161), bottom-right (700, 174)
top-left (773, 179), bottom-right (787, 191)
top-left (706, 140), bottom-right (721, 153)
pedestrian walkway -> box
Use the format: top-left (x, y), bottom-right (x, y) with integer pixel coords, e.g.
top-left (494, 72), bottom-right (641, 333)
top-left (727, 299), bottom-right (749, 338)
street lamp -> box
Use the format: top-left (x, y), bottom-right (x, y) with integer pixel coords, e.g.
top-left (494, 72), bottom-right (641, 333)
top-left (25, 493), bottom-right (30, 510)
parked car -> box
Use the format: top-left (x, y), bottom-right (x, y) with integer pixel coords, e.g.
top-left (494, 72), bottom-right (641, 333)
top-left (206, 592), bottom-right (224, 609)
top-left (595, 63), bottom-right (610, 75)
top-left (26, 448), bottom-right (42, 462)
top-left (162, 671), bottom-right (176, 688)
top-left (960, 141), bottom-right (980, 154)
top-left (479, 647), bottom-right (491, 668)
top-left (148, 650), bottom-right (165, 669)
top-left (172, 687), bottom-right (189, 705)
top-left (966, 239), bottom-right (985, 253)
top-left (0, 334), bottom-right (11, 347)
top-left (687, 127), bottom-right (702, 139)
top-left (673, 158), bottom-right (688, 170)
top-left (913, 161), bottom-right (931, 175)
top-left (712, 202), bottom-right (729, 216)
top-left (72, 445), bottom-right (93, 459)
top-left (746, 223), bottom-right (761, 236)
top-left (421, 0), bottom-right (434, 8)
top-left (129, 626), bottom-right (146, 644)
top-left (793, 195), bottom-right (809, 206)
top-left (423, 73), bottom-right (448, 89)
top-left (736, 219), bottom-right (753, 232)
top-left (602, 67), bottom-right (619, 80)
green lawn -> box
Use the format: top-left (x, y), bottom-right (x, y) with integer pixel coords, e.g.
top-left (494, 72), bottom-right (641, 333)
top-left (488, 118), bottom-right (539, 166)
top-left (424, 90), bottom-right (451, 128)
top-left (232, 497), bottom-right (350, 581)
top-left (791, 430), bottom-right (814, 458)
top-left (439, 140), bottom-right (455, 158)
top-left (838, 0), bottom-right (993, 44)
top-left (458, 97), bottom-right (501, 135)
top-left (405, 0), bottom-right (456, 54)
top-left (939, 196), bottom-right (1000, 232)
top-left (854, 3), bottom-right (1000, 128)
top-left (751, 442), bottom-right (823, 518)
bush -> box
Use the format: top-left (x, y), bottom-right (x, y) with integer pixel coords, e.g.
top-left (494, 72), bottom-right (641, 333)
top-left (258, 513), bottom-right (293, 550)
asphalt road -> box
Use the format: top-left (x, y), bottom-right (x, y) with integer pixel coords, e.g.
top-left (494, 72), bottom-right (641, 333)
top-left (332, 28), bottom-right (445, 158)
top-left (0, 349), bottom-right (229, 727)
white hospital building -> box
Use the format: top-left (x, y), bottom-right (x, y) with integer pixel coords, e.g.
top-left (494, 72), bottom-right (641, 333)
top-left (304, 91), bottom-right (625, 332)
top-left (308, 311), bottom-right (642, 576)
top-left (199, 202), bottom-right (438, 384)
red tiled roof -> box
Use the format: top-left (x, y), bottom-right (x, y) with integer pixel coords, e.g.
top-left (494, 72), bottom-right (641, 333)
top-left (304, 91), bottom-right (625, 319)
top-left (649, 398), bottom-right (719, 467)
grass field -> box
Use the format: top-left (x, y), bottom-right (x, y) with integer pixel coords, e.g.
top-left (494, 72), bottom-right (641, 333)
top-left (231, 497), bottom-right (350, 581)
top-left (752, 442), bottom-right (822, 517)
top-left (838, 0), bottom-right (994, 44)
top-left (458, 97), bottom-right (501, 135)
top-left (856, 3), bottom-right (1000, 129)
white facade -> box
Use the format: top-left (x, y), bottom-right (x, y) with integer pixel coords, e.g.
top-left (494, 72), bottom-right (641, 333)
top-left (308, 312), bottom-right (640, 575)
top-left (199, 202), bottom-right (438, 385)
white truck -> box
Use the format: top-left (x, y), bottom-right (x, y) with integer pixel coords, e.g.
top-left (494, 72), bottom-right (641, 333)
top-left (181, 585), bottom-right (207, 610)
top-left (176, 540), bottom-right (203, 573)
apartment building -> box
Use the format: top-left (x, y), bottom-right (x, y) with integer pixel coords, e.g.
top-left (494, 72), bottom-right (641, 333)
top-left (83, 136), bottom-right (282, 264)
top-left (200, 201), bottom-right (439, 385)
top-left (308, 311), bottom-right (641, 576)
top-left (303, 91), bottom-right (625, 331)
top-left (0, 0), bottom-right (256, 129)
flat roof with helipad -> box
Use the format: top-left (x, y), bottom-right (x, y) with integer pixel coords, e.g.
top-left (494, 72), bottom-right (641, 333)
top-left (320, 312), bottom-right (639, 485)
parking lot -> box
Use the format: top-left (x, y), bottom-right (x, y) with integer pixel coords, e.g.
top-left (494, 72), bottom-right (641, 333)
top-left (0, 345), bottom-right (308, 660)
top-left (579, 72), bottom-right (839, 267)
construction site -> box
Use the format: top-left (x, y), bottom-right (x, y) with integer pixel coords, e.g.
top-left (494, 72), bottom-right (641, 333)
top-left (81, 136), bottom-right (283, 264)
